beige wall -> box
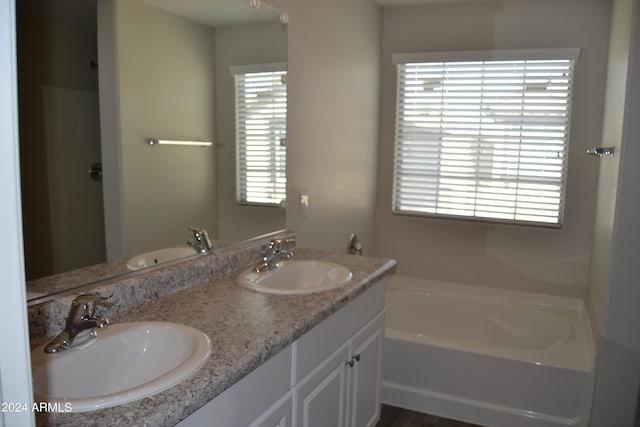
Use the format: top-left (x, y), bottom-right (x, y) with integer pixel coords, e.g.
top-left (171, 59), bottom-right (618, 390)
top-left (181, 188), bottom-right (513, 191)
top-left (376, 0), bottom-right (611, 297)
top-left (588, 1), bottom-right (640, 424)
top-left (271, 0), bottom-right (382, 253)
top-left (587, 0), bottom-right (633, 339)
top-left (214, 20), bottom-right (287, 243)
top-left (105, 0), bottom-right (218, 257)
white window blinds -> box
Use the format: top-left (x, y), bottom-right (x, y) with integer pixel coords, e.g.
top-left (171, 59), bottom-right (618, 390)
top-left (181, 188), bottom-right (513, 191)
top-left (392, 49), bottom-right (579, 226)
top-left (233, 64), bottom-right (287, 206)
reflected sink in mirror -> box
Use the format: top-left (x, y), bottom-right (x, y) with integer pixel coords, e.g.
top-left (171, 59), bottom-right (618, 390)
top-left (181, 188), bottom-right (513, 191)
top-left (31, 321), bottom-right (211, 412)
top-left (126, 247), bottom-right (198, 271)
top-left (238, 260), bottom-right (353, 295)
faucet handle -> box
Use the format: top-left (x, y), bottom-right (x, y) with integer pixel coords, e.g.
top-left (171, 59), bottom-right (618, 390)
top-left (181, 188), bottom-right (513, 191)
top-left (263, 240), bottom-right (277, 253)
top-left (265, 237), bottom-right (296, 254)
top-left (189, 227), bottom-right (203, 238)
top-left (71, 294), bottom-right (112, 320)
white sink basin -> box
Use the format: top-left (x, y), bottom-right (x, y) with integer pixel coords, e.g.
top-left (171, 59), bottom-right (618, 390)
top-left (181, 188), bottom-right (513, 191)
top-left (126, 246), bottom-right (197, 270)
top-left (31, 322), bottom-right (211, 412)
top-left (238, 260), bottom-right (352, 295)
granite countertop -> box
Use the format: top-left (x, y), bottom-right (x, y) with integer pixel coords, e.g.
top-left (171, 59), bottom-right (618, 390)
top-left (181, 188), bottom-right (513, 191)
top-left (35, 249), bottom-right (396, 427)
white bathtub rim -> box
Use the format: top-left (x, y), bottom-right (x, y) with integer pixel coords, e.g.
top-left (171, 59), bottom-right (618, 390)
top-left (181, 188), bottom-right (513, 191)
top-left (386, 275), bottom-right (596, 372)
top-left (387, 275), bottom-right (587, 311)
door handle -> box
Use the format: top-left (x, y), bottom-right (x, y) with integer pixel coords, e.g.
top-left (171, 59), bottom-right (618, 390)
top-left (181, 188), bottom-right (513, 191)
top-left (88, 162), bottom-right (102, 181)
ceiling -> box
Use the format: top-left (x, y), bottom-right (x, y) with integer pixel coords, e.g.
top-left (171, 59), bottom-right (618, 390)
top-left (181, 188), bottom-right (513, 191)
top-left (139, 0), bottom-right (281, 27)
top-left (373, 0), bottom-right (497, 6)
top-left (19, 0), bottom-right (281, 27)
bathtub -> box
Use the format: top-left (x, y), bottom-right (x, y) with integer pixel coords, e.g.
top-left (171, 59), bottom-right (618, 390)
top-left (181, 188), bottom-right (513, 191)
top-left (382, 276), bottom-right (595, 427)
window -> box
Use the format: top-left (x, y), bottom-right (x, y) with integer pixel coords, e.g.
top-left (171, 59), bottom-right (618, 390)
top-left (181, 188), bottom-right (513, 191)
top-left (233, 63), bottom-right (287, 206)
top-left (392, 49), bottom-right (579, 226)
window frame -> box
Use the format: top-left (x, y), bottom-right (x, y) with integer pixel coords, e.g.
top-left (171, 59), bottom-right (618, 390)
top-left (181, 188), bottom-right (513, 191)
top-left (391, 48), bottom-right (580, 228)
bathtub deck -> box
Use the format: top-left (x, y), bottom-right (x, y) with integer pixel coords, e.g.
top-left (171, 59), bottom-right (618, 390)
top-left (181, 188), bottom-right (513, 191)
top-left (376, 404), bottom-right (484, 427)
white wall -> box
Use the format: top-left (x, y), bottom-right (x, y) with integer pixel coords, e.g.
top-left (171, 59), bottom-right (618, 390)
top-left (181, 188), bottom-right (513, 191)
top-left (271, 0), bottom-right (382, 254)
top-left (587, 0), bottom-right (633, 341)
top-left (102, 0), bottom-right (218, 258)
top-left (214, 20), bottom-right (287, 243)
top-left (0, 0), bottom-right (34, 425)
top-left (376, 0), bottom-right (611, 297)
top-left (589, 1), bottom-right (640, 425)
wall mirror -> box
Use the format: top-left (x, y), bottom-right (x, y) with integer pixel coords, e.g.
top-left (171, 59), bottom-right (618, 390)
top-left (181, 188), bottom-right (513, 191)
top-left (17, 0), bottom-right (287, 302)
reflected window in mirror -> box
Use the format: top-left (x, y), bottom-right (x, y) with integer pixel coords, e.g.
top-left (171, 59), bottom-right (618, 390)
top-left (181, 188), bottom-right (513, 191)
top-left (232, 63), bottom-right (287, 206)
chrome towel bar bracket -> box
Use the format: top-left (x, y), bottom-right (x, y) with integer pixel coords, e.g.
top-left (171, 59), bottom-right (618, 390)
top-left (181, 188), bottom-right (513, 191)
top-left (586, 146), bottom-right (615, 157)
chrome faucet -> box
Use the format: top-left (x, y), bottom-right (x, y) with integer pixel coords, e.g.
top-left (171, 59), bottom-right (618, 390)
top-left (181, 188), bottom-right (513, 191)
top-left (187, 227), bottom-right (213, 253)
top-left (347, 233), bottom-right (363, 256)
top-left (44, 294), bottom-right (111, 353)
top-left (253, 238), bottom-right (296, 273)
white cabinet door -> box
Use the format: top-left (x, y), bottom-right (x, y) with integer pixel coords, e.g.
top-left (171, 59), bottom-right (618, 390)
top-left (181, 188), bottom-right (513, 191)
top-left (177, 346), bottom-right (292, 427)
top-left (296, 343), bottom-right (350, 427)
top-left (348, 311), bottom-right (385, 427)
top-left (296, 310), bottom-right (386, 427)
top-left (249, 392), bottom-right (293, 427)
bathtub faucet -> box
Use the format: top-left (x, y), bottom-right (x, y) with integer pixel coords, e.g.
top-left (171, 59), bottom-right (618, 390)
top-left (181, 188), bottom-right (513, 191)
top-left (253, 237), bottom-right (295, 273)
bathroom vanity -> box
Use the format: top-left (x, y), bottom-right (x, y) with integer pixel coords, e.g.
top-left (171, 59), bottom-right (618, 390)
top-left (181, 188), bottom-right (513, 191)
top-left (179, 284), bottom-right (385, 427)
top-left (28, 232), bottom-right (395, 427)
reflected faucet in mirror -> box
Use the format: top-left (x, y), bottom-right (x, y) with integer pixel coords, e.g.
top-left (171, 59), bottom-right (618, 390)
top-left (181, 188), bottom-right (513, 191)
top-left (187, 227), bottom-right (213, 254)
top-left (45, 294), bottom-right (112, 353)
